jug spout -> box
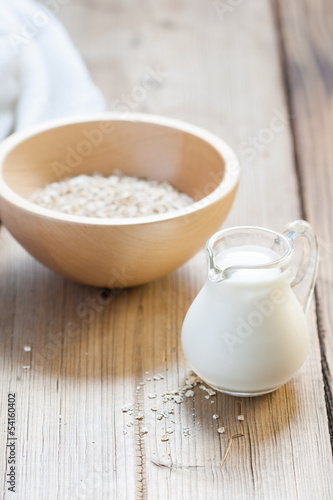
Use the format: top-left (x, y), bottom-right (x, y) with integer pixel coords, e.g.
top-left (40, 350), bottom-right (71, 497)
top-left (282, 220), bottom-right (319, 313)
top-left (206, 240), bottom-right (226, 282)
top-left (205, 220), bottom-right (318, 310)
top-left (206, 225), bottom-right (291, 284)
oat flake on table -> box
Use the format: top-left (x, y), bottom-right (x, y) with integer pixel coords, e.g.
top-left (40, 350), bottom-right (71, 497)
top-left (28, 171), bottom-right (194, 218)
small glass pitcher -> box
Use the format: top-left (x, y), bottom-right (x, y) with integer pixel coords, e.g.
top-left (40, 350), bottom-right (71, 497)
top-left (181, 220), bottom-right (319, 396)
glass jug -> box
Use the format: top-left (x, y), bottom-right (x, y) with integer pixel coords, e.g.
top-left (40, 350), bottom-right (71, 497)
top-left (181, 220), bottom-right (318, 396)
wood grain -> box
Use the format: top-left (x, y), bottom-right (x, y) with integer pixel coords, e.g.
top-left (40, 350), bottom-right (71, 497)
top-left (274, 0), bottom-right (333, 448)
top-left (0, 0), bottom-right (332, 499)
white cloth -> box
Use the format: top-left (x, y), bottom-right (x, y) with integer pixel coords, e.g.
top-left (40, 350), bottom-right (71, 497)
top-left (0, 0), bottom-right (106, 141)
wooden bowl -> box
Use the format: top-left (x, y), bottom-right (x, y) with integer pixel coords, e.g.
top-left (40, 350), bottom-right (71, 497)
top-left (0, 113), bottom-right (240, 287)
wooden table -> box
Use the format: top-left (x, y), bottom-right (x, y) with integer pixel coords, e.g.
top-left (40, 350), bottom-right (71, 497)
top-left (1, 1), bottom-right (333, 498)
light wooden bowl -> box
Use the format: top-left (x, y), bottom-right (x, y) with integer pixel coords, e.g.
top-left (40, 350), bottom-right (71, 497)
top-left (0, 113), bottom-right (240, 287)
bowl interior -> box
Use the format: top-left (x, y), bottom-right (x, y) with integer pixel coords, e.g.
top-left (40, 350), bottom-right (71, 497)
top-left (2, 119), bottom-right (226, 202)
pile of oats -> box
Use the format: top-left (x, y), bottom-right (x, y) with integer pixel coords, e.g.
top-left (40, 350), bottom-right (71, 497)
top-left (29, 171), bottom-right (194, 218)
top-left (121, 371), bottom-right (246, 468)
top-left (121, 372), bottom-right (223, 442)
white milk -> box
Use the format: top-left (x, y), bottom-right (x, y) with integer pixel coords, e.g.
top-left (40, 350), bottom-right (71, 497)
top-left (215, 245), bottom-right (281, 281)
top-left (181, 245), bottom-right (309, 395)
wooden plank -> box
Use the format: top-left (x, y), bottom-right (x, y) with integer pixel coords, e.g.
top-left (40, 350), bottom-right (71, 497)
top-left (274, 0), bottom-right (333, 446)
top-left (0, 1), bottom-right (332, 499)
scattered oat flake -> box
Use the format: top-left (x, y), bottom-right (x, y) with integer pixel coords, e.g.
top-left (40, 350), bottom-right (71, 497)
top-left (161, 434), bottom-right (169, 442)
top-left (145, 371), bottom-right (149, 375)
top-left (23, 346), bottom-right (31, 352)
top-left (174, 396), bottom-right (183, 404)
top-left (141, 427), bottom-right (149, 434)
top-left (212, 414), bottom-right (219, 420)
top-left (185, 390), bottom-right (194, 398)
top-left (167, 428), bottom-right (174, 434)
top-left (151, 406), bottom-right (159, 412)
top-left (148, 393), bottom-right (157, 399)
top-left (207, 389), bottom-right (216, 396)
top-left (121, 404), bottom-right (133, 413)
top-left (123, 430), bottom-right (127, 435)
top-left (153, 375), bottom-right (161, 381)
top-left (22, 365), bottom-right (31, 369)
top-left (237, 415), bottom-right (245, 421)
top-left (136, 412), bottom-right (144, 420)
top-left (218, 427), bottom-right (225, 434)
top-left (146, 378), bottom-right (152, 381)
top-left (156, 414), bottom-right (164, 420)
top-left (205, 395), bottom-right (210, 400)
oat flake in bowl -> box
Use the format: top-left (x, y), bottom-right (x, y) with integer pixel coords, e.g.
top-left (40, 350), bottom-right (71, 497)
top-left (28, 171), bottom-right (194, 218)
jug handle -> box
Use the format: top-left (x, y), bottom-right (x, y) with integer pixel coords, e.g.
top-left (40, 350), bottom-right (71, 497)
top-left (282, 220), bottom-right (319, 314)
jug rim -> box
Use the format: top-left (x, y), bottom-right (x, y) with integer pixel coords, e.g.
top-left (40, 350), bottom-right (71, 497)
top-left (206, 225), bottom-right (293, 282)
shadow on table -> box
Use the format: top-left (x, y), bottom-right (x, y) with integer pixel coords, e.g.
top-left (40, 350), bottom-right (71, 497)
top-left (1, 247), bottom-right (304, 467)
top-left (0, 247), bottom-right (200, 381)
top-left (167, 377), bottom-right (302, 470)
top-left (1, 245), bottom-right (302, 447)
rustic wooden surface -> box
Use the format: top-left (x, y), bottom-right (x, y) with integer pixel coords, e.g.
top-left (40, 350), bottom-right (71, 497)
top-left (1, 0), bottom-right (333, 499)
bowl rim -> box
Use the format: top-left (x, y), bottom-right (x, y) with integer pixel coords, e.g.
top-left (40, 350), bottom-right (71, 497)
top-left (0, 112), bottom-right (240, 226)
